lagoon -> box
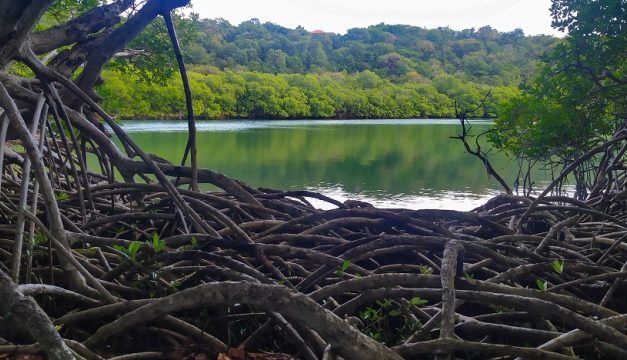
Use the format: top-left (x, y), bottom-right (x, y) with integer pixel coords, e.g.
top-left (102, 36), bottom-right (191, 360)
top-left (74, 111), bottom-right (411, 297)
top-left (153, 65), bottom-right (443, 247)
top-left (120, 119), bottom-right (532, 210)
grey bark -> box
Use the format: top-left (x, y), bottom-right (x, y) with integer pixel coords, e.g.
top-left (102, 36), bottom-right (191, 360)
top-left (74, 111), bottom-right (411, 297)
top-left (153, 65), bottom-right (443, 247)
top-left (85, 281), bottom-right (403, 360)
top-left (0, 0), bottom-right (52, 68)
top-left (0, 269), bottom-right (75, 360)
top-left (30, 0), bottom-right (134, 55)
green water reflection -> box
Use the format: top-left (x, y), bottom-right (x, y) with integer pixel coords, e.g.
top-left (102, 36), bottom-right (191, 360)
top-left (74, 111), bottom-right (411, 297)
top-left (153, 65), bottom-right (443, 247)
top-left (120, 120), bottom-right (532, 209)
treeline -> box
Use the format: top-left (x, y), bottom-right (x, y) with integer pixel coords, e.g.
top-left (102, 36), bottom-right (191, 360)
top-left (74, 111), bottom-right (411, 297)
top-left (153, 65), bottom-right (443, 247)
top-left (98, 67), bottom-right (518, 119)
top-left (98, 18), bottom-right (558, 119)
top-left (189, 20), bottom-right (557, 86)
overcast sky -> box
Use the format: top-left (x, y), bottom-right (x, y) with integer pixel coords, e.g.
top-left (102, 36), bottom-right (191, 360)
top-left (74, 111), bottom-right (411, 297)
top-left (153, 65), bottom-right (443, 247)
top-left (190, 0), bottom-right (563, 36)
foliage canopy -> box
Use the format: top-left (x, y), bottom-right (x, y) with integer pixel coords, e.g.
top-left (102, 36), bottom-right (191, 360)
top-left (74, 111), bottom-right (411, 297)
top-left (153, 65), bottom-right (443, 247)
top-left (490, 0), bottom-right (626, 194)
top-left (99, 18), bottom-right (557, 119)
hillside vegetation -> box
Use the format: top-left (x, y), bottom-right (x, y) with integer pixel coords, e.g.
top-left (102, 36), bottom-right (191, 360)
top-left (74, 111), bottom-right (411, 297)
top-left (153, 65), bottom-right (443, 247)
top-left (100, 19), bottom-right (558, 119)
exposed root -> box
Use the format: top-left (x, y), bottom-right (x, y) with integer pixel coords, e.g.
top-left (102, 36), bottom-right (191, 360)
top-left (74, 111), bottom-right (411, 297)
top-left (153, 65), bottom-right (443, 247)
top-left (1, 1), bottom-right (626, 358)
top-left (1, 160), bottom-right (626, 359)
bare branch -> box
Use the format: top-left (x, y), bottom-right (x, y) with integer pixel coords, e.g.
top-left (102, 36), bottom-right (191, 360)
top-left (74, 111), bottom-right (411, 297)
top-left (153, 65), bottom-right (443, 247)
top-left (30, 0), bottom-right (134, 55)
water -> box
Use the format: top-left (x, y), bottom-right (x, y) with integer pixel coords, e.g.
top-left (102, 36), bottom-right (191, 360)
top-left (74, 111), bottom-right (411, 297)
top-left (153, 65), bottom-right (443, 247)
top-left (119, 119), bottom-right (533, 210)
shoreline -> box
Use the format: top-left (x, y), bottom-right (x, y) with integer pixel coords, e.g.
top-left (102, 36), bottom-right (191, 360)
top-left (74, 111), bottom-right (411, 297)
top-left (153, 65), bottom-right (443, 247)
top-left (113, 116), bottom-right (495, 121)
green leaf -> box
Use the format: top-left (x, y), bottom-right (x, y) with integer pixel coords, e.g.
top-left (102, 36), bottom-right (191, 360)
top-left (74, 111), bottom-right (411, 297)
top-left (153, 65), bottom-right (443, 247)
top-left (114, 241), bottom-right (141, 261)
top-left (151, 232), bottom-right (165, 252)
top-left (128, 241), bottom-right (141, 258)
top-left (551, 259), bottom-right (564, 274)
top-left (389, 309), bottom-right (403, 317)
top-left (409, 296), bottom-right (428, 306)
top-left (377, 299), bottom-right (392, 309)
top-left (336, 259), bottom-right (351, 277)
top-left (34, 232), bottom-right (47, 245)
top-left (190, 236), bottom-right (198, 248)
top-left (340, 259), bottom-right (351, 272)
top-left (536, 278), bottom-right (548, 292)
top-left (55, 191), bottom-right (69, 201)
top-left (152, 232), bottom-right (159, 248)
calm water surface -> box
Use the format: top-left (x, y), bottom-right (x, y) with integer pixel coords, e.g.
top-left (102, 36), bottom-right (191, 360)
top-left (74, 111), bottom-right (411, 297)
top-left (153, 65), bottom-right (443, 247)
top-left (120, 119), bottom-right (535, 210)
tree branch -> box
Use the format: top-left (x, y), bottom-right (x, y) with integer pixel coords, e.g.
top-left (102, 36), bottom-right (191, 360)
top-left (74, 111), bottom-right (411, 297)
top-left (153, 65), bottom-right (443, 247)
top-left (85, 281), bottom-right (404, 360)
top-left (75, 0), bottom-right (190, 92)
top-left (0, 0), bottom-right (52, 67)
top-left (0, 269), bottom-right (75, 360)
top-left (30, 0), bottom-right (134, 55)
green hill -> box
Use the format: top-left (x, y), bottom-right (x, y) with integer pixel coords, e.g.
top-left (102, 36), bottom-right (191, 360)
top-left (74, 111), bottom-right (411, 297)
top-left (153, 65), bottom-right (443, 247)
top-left (193, 20), bottom-right (556, 85)
top-left (99, 18), bottom-right (560, 119)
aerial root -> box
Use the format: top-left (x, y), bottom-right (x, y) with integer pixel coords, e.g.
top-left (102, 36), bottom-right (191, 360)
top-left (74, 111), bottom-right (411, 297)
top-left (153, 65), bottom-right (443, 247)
top-left (1, 169), bottom-right (627, 359)
top-left (1, 67), bottom-right (626, 358)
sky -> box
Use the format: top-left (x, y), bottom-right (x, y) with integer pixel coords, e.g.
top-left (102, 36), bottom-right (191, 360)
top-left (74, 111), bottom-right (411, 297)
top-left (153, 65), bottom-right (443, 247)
top-left (189, 0), bottom-right (563, 36)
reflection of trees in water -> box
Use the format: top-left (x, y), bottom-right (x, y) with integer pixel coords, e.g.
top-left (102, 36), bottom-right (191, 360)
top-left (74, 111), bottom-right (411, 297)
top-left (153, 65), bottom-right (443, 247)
top-left (128, 122), bottom-right (542, 195)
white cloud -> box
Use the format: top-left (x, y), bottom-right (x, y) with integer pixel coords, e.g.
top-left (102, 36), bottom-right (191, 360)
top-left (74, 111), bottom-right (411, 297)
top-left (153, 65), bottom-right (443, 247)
top-left (190, 0), bottom-right (563, 36)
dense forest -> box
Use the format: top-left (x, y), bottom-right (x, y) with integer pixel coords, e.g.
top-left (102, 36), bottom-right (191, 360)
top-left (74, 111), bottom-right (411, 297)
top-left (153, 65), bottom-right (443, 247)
top-left (1, 1), bottom-right (626, 360)
top-left (99, 19), bottom-right (558, 119)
